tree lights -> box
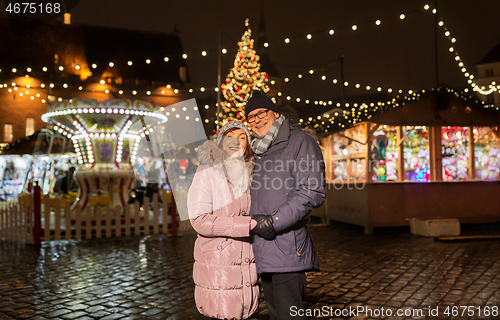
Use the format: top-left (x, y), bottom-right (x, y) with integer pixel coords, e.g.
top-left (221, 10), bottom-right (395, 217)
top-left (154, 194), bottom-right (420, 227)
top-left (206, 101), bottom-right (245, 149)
top-left (219, 19), bottom-right (270, 124)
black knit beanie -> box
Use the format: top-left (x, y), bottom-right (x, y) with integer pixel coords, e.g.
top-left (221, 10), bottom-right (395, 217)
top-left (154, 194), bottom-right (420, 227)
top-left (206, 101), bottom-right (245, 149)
top-left (244, 90), bottom-right (280, 116)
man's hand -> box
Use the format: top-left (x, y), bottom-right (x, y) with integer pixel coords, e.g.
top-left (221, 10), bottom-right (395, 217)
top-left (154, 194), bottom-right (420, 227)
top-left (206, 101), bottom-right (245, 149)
top-left (251, 214), bottom-right (277, 240)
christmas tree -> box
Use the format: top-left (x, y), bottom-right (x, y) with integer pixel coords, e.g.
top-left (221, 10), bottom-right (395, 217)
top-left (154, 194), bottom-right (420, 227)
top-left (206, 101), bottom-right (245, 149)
top-left (220, 19), bottom-right (270, 124)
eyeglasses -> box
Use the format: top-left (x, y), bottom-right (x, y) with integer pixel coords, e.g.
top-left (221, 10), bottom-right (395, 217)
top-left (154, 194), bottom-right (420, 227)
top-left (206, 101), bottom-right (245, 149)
top-left (246, 109), bottom-right (270, 123)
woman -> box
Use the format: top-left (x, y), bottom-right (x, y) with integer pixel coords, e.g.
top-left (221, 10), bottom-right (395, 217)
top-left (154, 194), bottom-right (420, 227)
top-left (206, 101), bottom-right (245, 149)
top-left (188, 121), bottom-right (258, 320)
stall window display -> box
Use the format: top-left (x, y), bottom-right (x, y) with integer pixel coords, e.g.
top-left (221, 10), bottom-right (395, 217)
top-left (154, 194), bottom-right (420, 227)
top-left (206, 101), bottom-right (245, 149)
top-left (0, 153), bottom-right (79, 199)
top-left (327, 123), bottom-right (498, 184)
top-left (403, 126), bottom-right (430, 182)
top-left (473, 126), bottom-right (500, 181)
top-left (331, 125), bottom-right (366, 182)
top-left (0, 154), bottom-right (32, 200)
top-left (371, 125), bottom-right (398, 182)
top-left (27, 154), bottom-right (79, 194)
top-left (441, 126), bottom-right (469, 181)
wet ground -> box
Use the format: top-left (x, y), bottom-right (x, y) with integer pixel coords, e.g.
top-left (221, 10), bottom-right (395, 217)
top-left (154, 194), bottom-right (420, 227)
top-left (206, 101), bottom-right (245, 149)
top-left (1, 222), bottom-right (500, 319)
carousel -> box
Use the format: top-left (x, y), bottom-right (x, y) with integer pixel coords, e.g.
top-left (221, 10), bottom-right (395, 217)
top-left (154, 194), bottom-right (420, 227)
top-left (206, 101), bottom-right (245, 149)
top-left (41, 98), bottom-right (168, 210)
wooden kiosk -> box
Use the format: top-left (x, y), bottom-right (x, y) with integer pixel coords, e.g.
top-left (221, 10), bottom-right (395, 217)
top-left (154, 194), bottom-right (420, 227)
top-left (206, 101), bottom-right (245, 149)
top-left (320, 88), bottom-right (500, 234)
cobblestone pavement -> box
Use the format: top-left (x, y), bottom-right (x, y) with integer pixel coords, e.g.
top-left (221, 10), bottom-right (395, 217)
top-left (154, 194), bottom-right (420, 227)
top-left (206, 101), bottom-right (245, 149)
top-left (1, 222), bottom-right (500, 320)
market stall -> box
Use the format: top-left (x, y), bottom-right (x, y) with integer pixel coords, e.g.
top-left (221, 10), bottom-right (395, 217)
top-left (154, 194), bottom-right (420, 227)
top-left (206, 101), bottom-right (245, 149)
top-left (0, 131), bottom-right (77, 200)
top-left (320, 88), bottom-right (500, 234)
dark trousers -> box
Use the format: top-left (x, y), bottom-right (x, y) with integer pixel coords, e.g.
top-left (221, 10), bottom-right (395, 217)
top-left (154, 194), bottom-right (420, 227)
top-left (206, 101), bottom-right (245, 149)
top-left (260, 272), bottom-right (307, 320)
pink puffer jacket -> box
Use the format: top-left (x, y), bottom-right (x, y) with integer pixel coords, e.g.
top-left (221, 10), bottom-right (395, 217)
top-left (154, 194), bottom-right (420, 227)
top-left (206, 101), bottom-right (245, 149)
top-left (188, 141), bottom-right (259, 320)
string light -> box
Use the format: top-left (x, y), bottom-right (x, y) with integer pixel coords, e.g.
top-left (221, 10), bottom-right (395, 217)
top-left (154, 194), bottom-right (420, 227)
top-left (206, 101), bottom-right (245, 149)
top-left (0, 5), bottom-right (497, 129)
top-left (437, 16), bottom-right (499, 95)
top-left (2, 9), bottom-right (493, 101)
top-left (1, 3), bottom-right (486, 100)
top-left (300, 87), bottom-right (497, 133)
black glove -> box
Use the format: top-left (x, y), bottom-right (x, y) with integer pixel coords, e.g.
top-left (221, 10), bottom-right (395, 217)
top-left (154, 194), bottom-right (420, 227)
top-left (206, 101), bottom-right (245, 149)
top-left (251, 214), bottom-right (277, 240)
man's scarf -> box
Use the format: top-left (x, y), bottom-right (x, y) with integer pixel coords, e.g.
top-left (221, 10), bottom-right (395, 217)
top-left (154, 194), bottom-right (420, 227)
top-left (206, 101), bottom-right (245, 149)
top-left (251, 114), bottom-right (285, 155)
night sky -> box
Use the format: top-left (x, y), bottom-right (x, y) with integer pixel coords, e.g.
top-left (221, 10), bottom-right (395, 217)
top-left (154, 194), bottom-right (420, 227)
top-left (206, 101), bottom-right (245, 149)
top-left (2, 0), bottom-right (499, 108)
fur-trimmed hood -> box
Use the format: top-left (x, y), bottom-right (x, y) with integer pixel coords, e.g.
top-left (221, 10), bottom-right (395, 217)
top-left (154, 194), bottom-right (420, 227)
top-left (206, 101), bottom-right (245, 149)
top-left (197, 139), bottom-right (253, 190)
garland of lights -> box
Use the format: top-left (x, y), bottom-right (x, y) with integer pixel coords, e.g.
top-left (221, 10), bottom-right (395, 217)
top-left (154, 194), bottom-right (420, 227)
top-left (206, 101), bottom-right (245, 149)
top-left (436, 17), bottom-right (498, 95)
top-left (302, 87), bottom-right (499, 134)
top-left (0, 6), bottom-right (424, 70)
top-left (1, 4), bottom-right (498, 136)
top-left (1, 5), bottom-right (499, 104)
top-left (2, 79), bottom-right (497, 132)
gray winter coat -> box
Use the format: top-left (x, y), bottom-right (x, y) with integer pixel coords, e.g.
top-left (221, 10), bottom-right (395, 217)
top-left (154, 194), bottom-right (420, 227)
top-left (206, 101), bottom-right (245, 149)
top-left (250, 119), bottom-right (326, 273)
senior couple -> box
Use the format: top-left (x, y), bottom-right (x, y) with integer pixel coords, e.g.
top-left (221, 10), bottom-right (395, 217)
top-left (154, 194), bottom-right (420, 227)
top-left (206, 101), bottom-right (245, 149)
top-left (188, 90), bottom-right (326, 320)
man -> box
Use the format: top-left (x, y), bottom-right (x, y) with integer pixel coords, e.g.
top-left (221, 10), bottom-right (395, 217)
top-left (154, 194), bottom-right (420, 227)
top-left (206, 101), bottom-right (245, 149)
top-left (60, 166), bottom-right (77, 195)
top-left (247, 90), bottom-right (326, 320)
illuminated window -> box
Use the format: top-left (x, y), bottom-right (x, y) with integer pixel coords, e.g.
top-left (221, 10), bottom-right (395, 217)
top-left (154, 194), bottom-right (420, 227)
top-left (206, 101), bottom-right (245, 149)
top-left (330, 125), bottom-right (368, 182)
top-left (371, 125), bottom-right (398, 182)
top-left (104, 77), bottom-right (116, 84)
top-left (4, 124), bottom-right (13, 142)
top-left (403, 126), bottom-right (430, 182)
top-left (474, 126), bottom-right (500, 181)
top-left (442, 126), bottom-right (469, 181)
top-left (26, 118), bottom-right (35, 136)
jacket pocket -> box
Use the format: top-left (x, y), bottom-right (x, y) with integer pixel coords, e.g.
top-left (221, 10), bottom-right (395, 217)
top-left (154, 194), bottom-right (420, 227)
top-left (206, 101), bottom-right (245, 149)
top-left (200, 238), bottom-right (234, 253)
top-left (274, 232), bottom-right (295, 255)
top-left (293, 227), bottom-right (307, 256)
